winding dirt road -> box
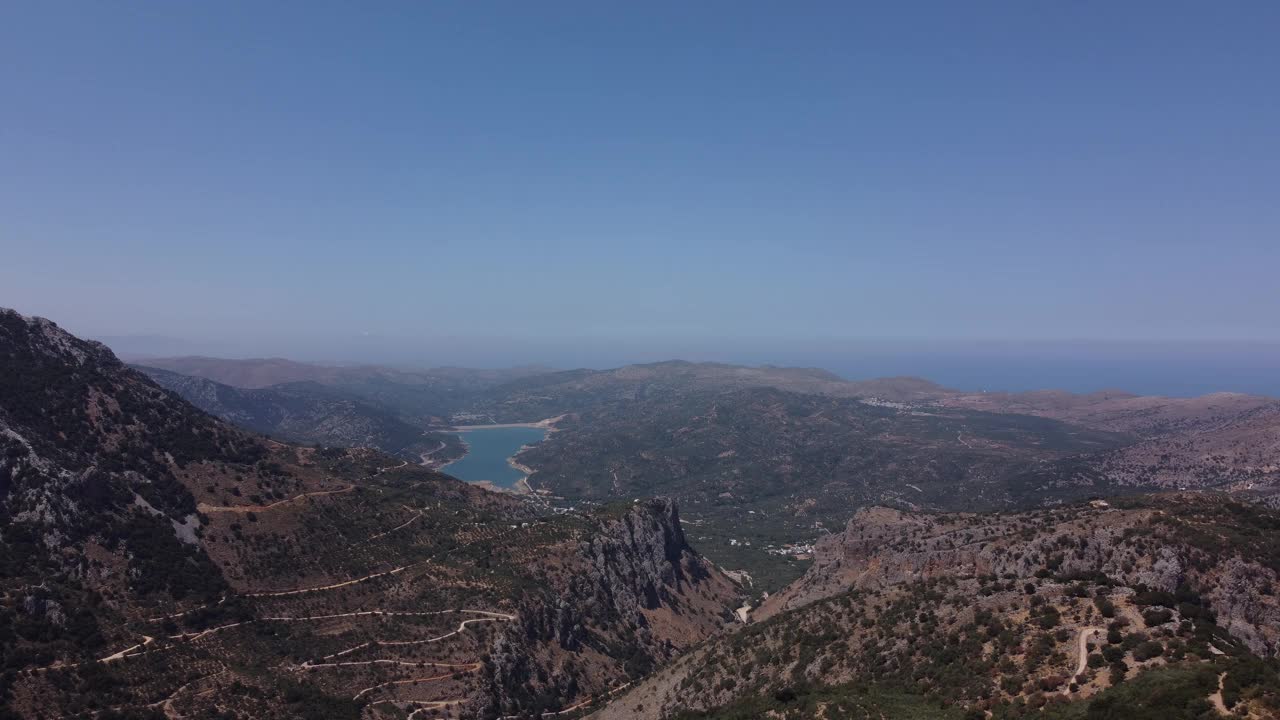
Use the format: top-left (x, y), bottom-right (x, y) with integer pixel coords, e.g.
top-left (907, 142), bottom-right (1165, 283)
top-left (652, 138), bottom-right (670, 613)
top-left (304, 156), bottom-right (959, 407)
top-left (1208, 672), bottom-right (1228, 715)
top-left (197, 460), bottom-right (408, 514)
top-left (1065, 627), bottom-right (1104, 693)
top-left (353, 666), bottom-right (481, 701)
top-left (101, 635), bottom-right (154, 663)
top-left (197, 485), bottom-right (354, 514)
top-left (311, 611), bottom-right (516, 663)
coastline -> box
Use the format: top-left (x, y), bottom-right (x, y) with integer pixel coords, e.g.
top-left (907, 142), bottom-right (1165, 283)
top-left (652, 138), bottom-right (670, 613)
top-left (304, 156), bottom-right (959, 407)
top-left (508, 452), bottom-right (537, 495)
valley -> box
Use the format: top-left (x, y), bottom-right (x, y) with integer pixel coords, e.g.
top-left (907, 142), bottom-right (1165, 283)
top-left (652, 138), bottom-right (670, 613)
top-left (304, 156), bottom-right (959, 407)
top-left (5, 310), bottom-right (1280, 719)
top-left (0, 310), bottom-right (739, 720)
top-left (9, 5), bottom-right (1277, 718)
top-left (129, 353), bottom-right (1280, 598)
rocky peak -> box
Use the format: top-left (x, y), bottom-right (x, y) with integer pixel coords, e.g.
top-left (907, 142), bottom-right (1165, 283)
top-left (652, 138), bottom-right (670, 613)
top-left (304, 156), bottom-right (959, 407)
top-left (0, 308), bottom-right (115, 368)
top-left (481, 499), bottom-right (737, 717)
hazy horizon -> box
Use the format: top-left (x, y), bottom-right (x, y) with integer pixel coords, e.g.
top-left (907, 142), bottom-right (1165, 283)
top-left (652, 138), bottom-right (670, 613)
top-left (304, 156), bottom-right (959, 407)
top-left (5, 4), bottom-right (1279, 396)
top-left (92, 328), bottom-right (1280, 399)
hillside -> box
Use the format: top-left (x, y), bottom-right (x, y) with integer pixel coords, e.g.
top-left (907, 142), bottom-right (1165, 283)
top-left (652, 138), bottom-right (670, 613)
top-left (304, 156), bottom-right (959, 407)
top-left (0, 309), bottom-right (739, 719)
top-left (463, 365), bottom-right (1279, 512)
top-left (514, 386), bottom-right (1128, 592)
top-left (594, 495), bottom-right (1280, 720)
top-left (941, 389), bottom-right (1279, 435)
top-left (127, 356), bottom-right (1280, 590)
top-left (455, 361), bottom-right (953, 424)
top-left (135, 365), bottom-right (465, 464)
top-left (134, 356), bottom-right (557, 423)
top-left (943, 391), bottom-right (1280, 500)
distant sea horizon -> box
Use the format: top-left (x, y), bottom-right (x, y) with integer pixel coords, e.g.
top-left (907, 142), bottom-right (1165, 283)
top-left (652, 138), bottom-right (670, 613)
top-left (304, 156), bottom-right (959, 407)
top-left (808, 345), bottom-right (1280, 398)
top-left (100, 334), bottom-right (1280, 400)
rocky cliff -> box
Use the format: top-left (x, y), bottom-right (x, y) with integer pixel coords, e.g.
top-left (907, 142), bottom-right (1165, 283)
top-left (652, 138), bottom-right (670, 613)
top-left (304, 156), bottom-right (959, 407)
top-left (481, 499), bottom-right (738, 717)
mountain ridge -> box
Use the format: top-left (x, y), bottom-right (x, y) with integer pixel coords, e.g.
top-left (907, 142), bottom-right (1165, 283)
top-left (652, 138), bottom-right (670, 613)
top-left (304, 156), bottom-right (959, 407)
top-left (133, 364), bottom-right (465, 463)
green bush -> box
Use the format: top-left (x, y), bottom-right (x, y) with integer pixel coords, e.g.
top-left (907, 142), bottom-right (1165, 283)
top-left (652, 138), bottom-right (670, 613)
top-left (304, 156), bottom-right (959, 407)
top-left (1133, 641), bottom-right (1164, 662)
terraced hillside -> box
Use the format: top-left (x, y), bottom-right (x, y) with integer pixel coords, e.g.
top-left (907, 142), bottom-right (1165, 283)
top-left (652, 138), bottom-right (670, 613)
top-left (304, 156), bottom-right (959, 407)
top-left (0, 309), bottom-right (739, 719)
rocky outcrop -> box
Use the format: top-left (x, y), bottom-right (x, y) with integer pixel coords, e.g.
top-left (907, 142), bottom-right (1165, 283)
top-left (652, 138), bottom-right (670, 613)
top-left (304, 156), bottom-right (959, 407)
top-left (481, 499), bottom-right (736, 718)
top-left (579, 499), bottom-right (701, 619)
top-left (1208, 556), bottom-right (1280, 656)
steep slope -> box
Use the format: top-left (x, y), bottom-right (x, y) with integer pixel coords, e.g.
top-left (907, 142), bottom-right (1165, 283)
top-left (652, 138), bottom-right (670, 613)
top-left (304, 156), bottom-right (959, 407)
top-left (595, 495), bottom-right (1280, 720)
top-left (0, 309), bottom-right (738, 719)
top-left (135, 365), bottom-right (464, 464)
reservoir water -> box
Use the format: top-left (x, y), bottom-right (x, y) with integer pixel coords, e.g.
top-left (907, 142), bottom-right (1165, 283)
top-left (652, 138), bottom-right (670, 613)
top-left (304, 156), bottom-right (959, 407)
top-left (441, 426), bottom-right (548, 489)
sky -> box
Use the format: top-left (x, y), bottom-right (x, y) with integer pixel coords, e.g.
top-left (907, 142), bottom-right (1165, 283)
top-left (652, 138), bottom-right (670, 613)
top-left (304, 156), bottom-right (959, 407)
top-left (2, 2), bottom-right (1279, 392)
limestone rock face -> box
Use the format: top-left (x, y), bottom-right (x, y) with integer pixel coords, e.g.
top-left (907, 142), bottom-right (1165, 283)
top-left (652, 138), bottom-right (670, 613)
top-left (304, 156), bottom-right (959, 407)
top-left (1209, 556), bottom-right (1280, 656)
top-left (481, 499), bottom-right (736, 717)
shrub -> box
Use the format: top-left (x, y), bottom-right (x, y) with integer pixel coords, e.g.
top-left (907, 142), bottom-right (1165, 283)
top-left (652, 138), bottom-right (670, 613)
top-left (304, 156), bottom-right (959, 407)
top-left (1133, 641), bottom-right (1164, 661)
top-left (1093, 596), bottom-right (1116, 618)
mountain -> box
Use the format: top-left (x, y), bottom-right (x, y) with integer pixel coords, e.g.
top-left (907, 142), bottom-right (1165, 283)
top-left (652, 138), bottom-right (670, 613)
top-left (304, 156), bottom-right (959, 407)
top-left (0, 309), bottom-right (738, 719)
top-left (135, 356), bottom-right (559, 423)
top-left (134, 365), bottom-right (465, 464)
top-left (594, 494), bottom-right (1280, 719)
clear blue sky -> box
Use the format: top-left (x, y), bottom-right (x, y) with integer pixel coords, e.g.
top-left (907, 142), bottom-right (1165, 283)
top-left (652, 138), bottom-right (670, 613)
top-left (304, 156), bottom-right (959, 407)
top-left (3, 2), bottom-right (1279, 381)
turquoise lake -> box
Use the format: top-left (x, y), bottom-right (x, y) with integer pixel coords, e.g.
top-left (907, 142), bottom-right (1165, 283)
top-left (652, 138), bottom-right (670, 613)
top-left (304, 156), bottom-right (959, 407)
top-left (441, 427), bottom-right (548, 489)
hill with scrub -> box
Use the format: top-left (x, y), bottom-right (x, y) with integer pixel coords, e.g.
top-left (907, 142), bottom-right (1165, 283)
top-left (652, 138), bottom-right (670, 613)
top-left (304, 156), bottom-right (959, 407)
top-left (593, 495), bottom-right (1280, 720)
top-left (134, 365), bottom-right (465, 464)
